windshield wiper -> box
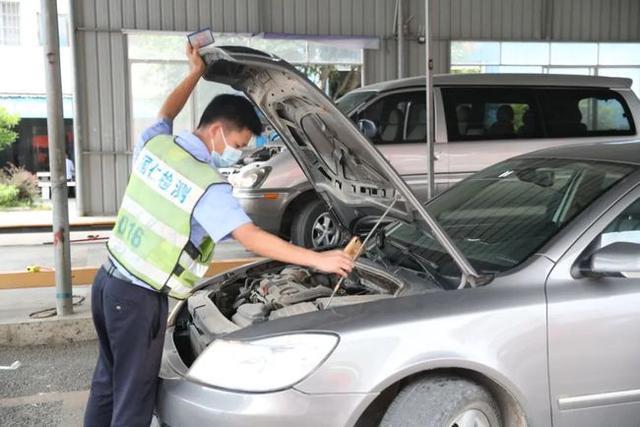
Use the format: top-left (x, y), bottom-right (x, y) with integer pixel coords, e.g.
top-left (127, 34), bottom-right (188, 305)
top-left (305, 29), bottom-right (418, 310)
top-left (387, 240), bottom-right (441, 286)
top-left (324, 197), bottom-right (399, 309)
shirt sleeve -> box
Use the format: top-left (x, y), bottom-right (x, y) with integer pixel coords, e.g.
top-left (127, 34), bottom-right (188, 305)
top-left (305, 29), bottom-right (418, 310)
top-left (133, 118), bottom-right (173, 161)
top-left (192, 183), bottom-right (253, 243)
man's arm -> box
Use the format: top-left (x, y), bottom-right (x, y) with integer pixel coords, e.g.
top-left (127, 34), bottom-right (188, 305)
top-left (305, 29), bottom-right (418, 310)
top-left (132, 44), bottom-right (205, 160)
top-left (157, 43), bottom-right (205, 121)
top-left (232, 223), bottom-right (353, 277)
top-left (193, 179), bottom-right (353, 277)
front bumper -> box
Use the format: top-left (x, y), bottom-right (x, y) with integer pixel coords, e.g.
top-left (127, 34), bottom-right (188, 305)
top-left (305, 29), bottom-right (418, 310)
top-left (233, 189), bottom-right (296, 235)
top-left (156, 378), bottom-right (376, 427)
top-left (156, 327), bottom-right (376, 427)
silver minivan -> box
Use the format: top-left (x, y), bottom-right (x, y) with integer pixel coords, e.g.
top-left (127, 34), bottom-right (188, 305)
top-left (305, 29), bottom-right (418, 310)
top-left (230, 74), bottom-right (640, 248)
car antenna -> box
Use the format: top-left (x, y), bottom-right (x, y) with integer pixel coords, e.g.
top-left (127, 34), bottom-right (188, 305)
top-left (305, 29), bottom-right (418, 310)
top-left (324, 196), bottom-right (400, 310)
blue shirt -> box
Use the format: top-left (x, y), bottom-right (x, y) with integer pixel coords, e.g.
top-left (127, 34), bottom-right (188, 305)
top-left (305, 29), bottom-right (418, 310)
top-left (110, 119), bottom-right (252, 291)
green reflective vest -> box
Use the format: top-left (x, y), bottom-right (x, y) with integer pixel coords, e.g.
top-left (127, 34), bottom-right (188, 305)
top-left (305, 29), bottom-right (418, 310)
top-left (107, 135), bottom-right (224, 299)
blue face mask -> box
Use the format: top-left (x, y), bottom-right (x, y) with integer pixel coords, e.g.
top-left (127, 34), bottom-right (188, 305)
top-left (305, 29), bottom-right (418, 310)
top-left (210, 128), bottom-right (243, 168)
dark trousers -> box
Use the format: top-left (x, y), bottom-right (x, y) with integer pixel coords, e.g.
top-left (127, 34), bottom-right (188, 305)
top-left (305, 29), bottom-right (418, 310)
top-left (84, 267), bottom-right (168, 427)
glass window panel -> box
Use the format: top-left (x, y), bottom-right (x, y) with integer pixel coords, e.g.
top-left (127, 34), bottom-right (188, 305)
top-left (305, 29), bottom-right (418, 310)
top-left (441, 87), bottom-right (541, 141)
top-left (550, 43), bottom-right (597, 65)
top-left (599, 199), bottom-right (640, 248)
top-left (599, 43), bottom-right (640, 65)
top-left (548, 67), bottom-right (592, 75)
top-left (128, 34), bottom-right (186, 60)
top-left (598, 67), bottom-right (640, 96)
top-left (538, 88), bottom-right (634, 137)
top-left (494, 66), bottom-right (544, 73)
top-left (1, 1), bottom-right (20, 46)
top-left (308, 42), bottom-right (362, 64)
top-left (579, 97), bottom-right (632, 132)
top-left (450, 65), bottom-right (483, 74)
top-left (501, 42), bottom-right (549, 65)
top-left (214, 33), bottom-right (252, 47)
top-left (451, 42), bottom-right (500, 65)
top-left (130, 62), bottom-right (191, 145)
top-left (357, 92), bottom-right (423, 144)
top-left (249, 39), bottom-right (307, 63)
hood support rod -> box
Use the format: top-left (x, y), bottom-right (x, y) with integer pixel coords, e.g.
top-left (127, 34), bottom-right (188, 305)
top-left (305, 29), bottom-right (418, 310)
top-left (324, 197), bottom-right (399, 310)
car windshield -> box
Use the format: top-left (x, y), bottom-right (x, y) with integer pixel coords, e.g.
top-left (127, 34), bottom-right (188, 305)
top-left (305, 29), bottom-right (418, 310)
top-left (335, 91), bottom-right (376, 114)
top-left (386, 158), bottom-right (634, 278)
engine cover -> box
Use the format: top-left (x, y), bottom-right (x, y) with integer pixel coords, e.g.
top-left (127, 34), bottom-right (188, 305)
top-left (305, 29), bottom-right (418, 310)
top-left (257, 267), bottom-right (333, 307)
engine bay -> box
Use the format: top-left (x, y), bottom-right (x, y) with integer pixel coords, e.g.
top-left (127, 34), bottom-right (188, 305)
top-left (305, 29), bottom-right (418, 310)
top-left (173, 259), bottom-right (445, 360)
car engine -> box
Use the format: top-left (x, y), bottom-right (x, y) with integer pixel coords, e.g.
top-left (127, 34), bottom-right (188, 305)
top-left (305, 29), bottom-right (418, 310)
top-left (173, 260), bottom-right (445, 361)
top-left (184, 262), bottom-right (406, 343)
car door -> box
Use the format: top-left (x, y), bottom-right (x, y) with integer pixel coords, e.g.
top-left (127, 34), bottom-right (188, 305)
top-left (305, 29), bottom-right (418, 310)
top-left (353, 90), bottom-right (447, 201)
top-left (546, 183), bottom-right (640, 426)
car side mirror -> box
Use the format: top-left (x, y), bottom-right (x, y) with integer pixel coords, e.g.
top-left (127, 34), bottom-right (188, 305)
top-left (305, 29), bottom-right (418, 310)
top-left (587, 242), bottom-right (640, 276)
top-left (357, 119), bottom-right (378, 138)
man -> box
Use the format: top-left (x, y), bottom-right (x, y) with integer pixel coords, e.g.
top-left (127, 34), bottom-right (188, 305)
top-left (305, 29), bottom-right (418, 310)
top-left (65, 153), bottom-right (75, 197)
top-left (84, 44), bottom-right (353, 427)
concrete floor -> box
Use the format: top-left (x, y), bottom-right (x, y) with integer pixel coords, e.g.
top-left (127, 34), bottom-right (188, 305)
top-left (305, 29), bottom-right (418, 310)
top-left (0, 341), bottom-right (97, 427)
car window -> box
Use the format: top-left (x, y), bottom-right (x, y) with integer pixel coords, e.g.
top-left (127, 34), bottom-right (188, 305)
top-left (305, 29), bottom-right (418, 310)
top-left (335, 91), bottom-right (376, 115)
top-left (598, 198), bottom-right (640, 248)
top-left (356, 91), bottom-right (423, 144)
top-left (405, 100), bottom-right (427, 142)
top-left (387, 158), bottom-right (634, 275)
top-left (538, 89), bottom-right (635, 138)
top-left (441, 87), bottom-right (541, 141)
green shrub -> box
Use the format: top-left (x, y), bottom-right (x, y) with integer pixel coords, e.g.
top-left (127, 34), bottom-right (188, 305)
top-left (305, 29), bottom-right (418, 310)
top-left (0, 106), bottom-right (19, 152)
top-left (0, 183), bottom-right (19, 207)
top-left (0, 164), bottom-right (38, 205)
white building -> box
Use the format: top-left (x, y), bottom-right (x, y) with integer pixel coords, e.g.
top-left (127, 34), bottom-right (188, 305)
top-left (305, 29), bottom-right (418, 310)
top-left (0, 0), bottom-right (74, 172)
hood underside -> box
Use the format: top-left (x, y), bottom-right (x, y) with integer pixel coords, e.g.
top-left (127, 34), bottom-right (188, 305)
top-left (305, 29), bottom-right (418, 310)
top-left (200, 45), bottom-right (417, 228)
top-left (200, 46), bottom-right (482, 284)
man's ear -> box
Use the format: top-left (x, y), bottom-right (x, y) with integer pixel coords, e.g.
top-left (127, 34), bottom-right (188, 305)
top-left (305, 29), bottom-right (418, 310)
top-left (207, 122), bottom-right (224, 151)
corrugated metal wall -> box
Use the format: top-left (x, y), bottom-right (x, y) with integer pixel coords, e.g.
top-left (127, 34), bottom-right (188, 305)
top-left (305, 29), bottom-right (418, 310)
top-left (73, 0), bottom-right (640, 214)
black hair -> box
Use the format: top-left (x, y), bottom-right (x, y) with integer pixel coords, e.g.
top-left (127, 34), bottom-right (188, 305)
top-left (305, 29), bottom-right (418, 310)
top-left (197, 94), bottom-right (263, 135)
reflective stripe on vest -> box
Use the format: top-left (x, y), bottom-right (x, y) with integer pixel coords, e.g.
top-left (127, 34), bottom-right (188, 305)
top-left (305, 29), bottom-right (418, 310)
top-left (107, 135), bottom-right (224, 299)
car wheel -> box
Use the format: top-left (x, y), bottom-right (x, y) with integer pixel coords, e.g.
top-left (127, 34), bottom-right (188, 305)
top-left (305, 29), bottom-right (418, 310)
top-left (290, 199), bottom-right (342, 249)
top-left (380, 375), bottom-right (502, 427)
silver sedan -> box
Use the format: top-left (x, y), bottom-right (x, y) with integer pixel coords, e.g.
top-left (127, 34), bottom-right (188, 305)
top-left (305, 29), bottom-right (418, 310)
top-left (157, 140), bottom-right (640, 427)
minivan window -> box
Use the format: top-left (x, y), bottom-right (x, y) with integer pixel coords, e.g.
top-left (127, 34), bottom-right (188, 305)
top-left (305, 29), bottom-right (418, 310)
top-left (442, 86), bottom-right (636, 142)
top-left (538, 89), bottom-right (634, 137)
top-left (356, 91), bottom-right (424, 144)
top-left (335, 91), bottom-right (376, 115)
top-left (442, 87), bottom-right (541, 141)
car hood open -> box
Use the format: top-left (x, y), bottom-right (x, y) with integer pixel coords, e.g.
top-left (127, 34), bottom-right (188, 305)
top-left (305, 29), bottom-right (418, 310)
top-left (200, 46), bottom-right (482, 285)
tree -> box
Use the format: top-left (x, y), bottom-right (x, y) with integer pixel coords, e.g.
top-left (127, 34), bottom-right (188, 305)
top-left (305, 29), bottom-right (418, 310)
top-left (0, 106), bottom-right (19, 152)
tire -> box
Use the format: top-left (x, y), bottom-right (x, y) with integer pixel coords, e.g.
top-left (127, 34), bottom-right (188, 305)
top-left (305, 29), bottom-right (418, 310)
top-left (380, 375), bottom-right (502, 427)
top-left (290, 199), bottom-right (342, 249)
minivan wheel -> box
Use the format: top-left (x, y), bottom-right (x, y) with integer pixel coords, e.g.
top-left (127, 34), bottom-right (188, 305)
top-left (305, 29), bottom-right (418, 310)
top-left (290, 199), bottom-right (342, 249)
top-left (380, 375), bottom-right (502, 427)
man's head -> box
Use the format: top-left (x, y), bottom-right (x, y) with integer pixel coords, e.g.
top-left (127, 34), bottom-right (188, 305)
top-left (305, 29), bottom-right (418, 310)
top-left (195, 94), bottom-right (263, 156)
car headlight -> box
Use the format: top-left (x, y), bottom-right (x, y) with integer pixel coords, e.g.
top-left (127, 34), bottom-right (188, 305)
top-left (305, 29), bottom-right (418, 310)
top-left (230, 165), bottom-right (271, 189)
top-left (186, 333), bottom-right (339, 392)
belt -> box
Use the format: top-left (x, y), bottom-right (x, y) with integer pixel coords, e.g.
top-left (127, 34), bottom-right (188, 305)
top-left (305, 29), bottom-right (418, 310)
top-left (102, 260), bottom-right (169, 295)
top-left (102, 260), bottom-right (132, 283)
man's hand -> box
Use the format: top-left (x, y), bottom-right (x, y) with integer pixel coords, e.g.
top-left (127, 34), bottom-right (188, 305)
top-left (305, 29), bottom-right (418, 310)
top-left (309, 250), bottom-right (354, 277)
top-left (186, 43), bottom-right (205, 76)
